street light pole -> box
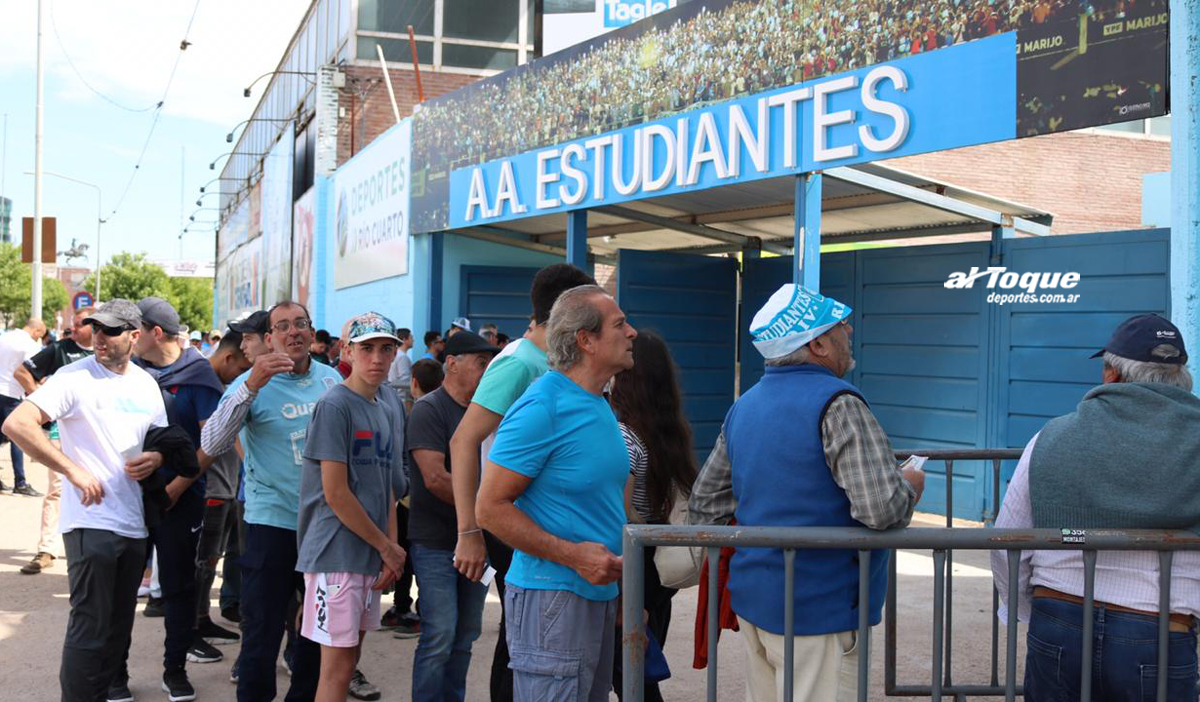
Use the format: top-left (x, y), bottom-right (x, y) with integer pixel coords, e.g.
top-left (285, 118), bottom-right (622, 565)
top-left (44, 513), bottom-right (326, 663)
top-left (32, 0), bottom-right (44, 318)
top-left (24, 170), bottom-right (103, 301)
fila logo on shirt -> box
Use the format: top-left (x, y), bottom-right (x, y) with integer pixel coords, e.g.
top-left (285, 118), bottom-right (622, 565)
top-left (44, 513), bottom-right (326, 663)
top-left (352, 430), bottom-right (393, 462)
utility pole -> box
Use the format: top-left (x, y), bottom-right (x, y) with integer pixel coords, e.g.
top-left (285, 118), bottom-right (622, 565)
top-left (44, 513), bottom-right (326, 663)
top-left (32, 0), bottom-right (45, 319)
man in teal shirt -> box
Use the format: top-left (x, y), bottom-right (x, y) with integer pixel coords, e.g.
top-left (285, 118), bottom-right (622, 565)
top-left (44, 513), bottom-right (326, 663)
top-left (200, 302), bottom-right (342, 702)
top-left (478, 285), bottom-right (637, 702)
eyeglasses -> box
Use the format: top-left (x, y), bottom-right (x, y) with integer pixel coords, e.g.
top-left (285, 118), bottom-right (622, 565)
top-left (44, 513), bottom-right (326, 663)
top-left (271, 318), bottom-right (312, 333)
top-left (89, 321), bottom-right (133, 337)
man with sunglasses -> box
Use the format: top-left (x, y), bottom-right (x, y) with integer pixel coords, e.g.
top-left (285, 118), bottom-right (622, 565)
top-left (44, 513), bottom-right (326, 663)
top-left (104, 297), bottom-right (226, 702)
top-left (14, 306), bottom-right (95, 576)
top-left (2, 299), bottom-right (167, 702)
top-left (200, 301), bottom-right (342, 702)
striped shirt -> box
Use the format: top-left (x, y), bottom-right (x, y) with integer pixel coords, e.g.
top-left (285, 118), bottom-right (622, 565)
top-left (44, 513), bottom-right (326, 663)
top-left (688, 393), bottom-right (917, 530)
top-left (621, 423), bottom-right (654, 523)
top-left (993, 433), bottom-right (1200, 621)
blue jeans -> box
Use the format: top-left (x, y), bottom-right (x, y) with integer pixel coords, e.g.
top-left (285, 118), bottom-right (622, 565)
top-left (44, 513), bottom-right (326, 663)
top-left (0, 394), bottom-right (26, 485)
top-left (1026, 596), bottom-right (1199, 702)
top-left (411, 543), bottom-right (488, 702)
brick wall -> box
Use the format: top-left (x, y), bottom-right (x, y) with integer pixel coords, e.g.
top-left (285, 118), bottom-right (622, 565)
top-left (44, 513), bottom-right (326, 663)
top-left (336, 65), bottom-right (478, 166)
top-left (889, 131), bottom-right (1170, 235)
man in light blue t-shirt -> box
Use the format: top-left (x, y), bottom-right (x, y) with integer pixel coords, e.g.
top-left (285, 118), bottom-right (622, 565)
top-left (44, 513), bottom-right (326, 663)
top-left (200, 302), bottom-right (342, 702)
top-left (478, 285), bottom-right (637, 702)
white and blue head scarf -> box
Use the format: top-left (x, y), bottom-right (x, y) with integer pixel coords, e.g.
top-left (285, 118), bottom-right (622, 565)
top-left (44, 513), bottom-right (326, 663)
top-left (749, 284), bottom-right (851, 360)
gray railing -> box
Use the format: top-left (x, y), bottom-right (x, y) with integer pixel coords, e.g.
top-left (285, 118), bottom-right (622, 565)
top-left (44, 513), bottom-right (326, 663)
top-left (621, 525), bottom-right (1200, 702)
top-left (889, 449), bottom-right (1023, 699)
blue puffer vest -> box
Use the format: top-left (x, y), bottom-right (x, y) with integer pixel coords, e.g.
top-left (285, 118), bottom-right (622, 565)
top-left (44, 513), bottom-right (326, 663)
top-left (725, 363), bottom-right (890, 635)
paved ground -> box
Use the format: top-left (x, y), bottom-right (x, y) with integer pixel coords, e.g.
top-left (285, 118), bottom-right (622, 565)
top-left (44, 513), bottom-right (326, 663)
top-left (0, 459), bottom-right (1029, 701)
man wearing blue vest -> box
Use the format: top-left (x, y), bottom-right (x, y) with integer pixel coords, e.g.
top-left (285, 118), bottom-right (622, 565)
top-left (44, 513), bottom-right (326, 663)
top-left (689, 284), bottom-right (924, 702)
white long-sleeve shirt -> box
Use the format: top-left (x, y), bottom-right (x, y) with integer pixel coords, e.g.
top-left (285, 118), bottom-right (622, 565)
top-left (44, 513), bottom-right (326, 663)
top-left (992, 433), bottom-right (1200, 621)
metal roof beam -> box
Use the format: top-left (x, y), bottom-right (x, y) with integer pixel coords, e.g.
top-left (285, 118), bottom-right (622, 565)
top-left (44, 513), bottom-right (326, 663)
top-left (455, 227), bottom-right (617, 266)
top-left (591, 205), bottom-right (792, 255)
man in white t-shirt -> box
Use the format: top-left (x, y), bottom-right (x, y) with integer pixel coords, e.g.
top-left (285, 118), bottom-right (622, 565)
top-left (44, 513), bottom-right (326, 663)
top-left (2, 299), bottom-right (168, 702)
top-left (0, 316), bottom-right (46, 495)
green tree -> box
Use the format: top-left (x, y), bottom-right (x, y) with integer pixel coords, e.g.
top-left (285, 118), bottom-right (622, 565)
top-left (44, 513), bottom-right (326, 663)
top-left (0, 243), bottom-right (71, 326)
top-left (82, 252), bottom-right (213, 333)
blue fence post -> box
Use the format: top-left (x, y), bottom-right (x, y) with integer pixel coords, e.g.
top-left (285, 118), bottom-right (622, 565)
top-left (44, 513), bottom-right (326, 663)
top-left (1170, 0), bottom-right (1200, 387)
top-left (566, 209), bottom-right (588, 268)
top-left (794, 173), bottom-right (822, 289)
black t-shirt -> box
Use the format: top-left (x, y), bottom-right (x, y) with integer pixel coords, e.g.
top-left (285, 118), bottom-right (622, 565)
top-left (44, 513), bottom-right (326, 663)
top-left (24, 339), bottom-right (93, 381)
top-left (406, 386), bottom-right (468, 550)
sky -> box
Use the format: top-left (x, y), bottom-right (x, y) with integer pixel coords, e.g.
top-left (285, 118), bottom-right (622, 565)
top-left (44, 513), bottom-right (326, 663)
top-left (0, 0), bottom-right (311, 269)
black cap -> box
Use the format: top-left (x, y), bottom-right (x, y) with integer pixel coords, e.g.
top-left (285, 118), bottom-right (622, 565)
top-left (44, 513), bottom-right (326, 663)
top-left (137, 297), bottom-right (182, 334)
top-left (228, 310), bottom-right (270, 335)
top-left (1090, 313), bottom-right (1188, 365)
top-left (443, 331), bottom-right (500, 358)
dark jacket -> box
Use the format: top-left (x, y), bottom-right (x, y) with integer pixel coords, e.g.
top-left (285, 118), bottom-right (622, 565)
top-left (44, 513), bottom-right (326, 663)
top-left (140, 425), bottom-right (199, 528)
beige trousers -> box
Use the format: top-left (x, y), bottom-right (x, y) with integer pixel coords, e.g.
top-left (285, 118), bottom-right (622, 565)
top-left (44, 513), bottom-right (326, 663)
top-left (737, 616), bottom-right (860, 702)
top-left (35, 467), bottom-right (62, 556)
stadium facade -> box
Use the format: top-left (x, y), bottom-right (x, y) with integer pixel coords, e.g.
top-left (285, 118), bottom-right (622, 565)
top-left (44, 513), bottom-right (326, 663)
top-left (213, 0), bottom-right (1184, 520)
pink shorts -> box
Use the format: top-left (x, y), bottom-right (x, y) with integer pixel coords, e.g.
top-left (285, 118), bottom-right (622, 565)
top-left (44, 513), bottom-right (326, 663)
top-left (300, 572), bottom-right (381, 648)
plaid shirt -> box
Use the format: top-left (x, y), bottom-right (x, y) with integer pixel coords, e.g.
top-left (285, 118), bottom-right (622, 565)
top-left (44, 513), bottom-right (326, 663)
top-left (689, 394), bottom-right (917, 530)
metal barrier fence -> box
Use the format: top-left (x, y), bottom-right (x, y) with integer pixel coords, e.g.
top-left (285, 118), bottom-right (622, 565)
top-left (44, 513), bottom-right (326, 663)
top-left (888, 449), bottom-right (1023, 699)
top-left (621, 525), bottom-right (1200, 702)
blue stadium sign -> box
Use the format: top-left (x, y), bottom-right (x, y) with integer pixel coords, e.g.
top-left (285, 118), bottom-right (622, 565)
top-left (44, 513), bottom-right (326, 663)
top-left (450, 33), bottom-right (1015, 228)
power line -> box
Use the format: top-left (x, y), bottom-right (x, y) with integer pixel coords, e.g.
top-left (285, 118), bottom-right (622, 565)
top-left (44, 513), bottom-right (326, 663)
top-left (104, 0), bottom-right (203, 223)
top-left (48, 0), bottom-right (159, 113)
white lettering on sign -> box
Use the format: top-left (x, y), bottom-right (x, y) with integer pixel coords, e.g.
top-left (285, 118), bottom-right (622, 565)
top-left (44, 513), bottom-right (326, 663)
top-left (461, 65), bottom-right (912, 223)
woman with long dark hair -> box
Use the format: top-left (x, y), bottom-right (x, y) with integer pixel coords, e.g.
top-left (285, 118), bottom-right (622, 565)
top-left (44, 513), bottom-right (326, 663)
top-left (609, 329), bottom-right (698, 701)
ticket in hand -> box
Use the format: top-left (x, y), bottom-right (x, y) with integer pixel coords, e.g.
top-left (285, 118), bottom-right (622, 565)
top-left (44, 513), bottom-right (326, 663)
top-left (899, 455), bottom-right (929, 472)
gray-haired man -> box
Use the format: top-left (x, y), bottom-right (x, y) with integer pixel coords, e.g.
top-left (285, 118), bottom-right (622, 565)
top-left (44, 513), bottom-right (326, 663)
top-left (993, 313), bottom-right (1200, 701)
top-left (477, 285), bottom-right (636, 701)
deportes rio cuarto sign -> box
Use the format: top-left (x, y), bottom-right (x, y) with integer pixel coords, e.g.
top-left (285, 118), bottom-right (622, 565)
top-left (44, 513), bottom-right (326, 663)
top-left (333, 119), bottom-right (411, 290)
top-left (449, 33), bottom-right (1017, 228)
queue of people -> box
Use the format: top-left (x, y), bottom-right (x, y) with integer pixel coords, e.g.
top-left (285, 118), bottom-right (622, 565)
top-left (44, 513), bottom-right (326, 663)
top-left (1, 267), bottom-right (1196, 702)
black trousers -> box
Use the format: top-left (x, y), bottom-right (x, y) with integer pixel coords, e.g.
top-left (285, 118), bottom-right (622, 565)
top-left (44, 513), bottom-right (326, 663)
top-left (195, 497), bottom-right (237, 621)
top-left (485, 530), bottom-right (514, 702)
top-left (114, 489), bottom-right (204, 678)
top-left (61, 528), bottom-right (148, 702)
top-left (237, 523), bottom-right (320, 702)
top-left (394, 501), bottom-right (416, 615)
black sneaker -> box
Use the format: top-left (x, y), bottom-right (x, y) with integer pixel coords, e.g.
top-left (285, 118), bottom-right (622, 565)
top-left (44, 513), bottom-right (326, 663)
top-left (186, 639), bottom-right (223, 664)
top-left (229, 656), bottom-right (240, 684)
top-left (197, 617), bottom-right (240, 644)
top-left (13, 482), bottom-right (42, 497)
top-left (106, 676), bottom-right (134, 702)
top-left (161, 667), bottom-right (196, 702)
top-left (143, 596), bottom-right (164, 618)
top-left (392, 612), bottom-right (420, 639)
top-left (220, 604), bottom-right (241, 624)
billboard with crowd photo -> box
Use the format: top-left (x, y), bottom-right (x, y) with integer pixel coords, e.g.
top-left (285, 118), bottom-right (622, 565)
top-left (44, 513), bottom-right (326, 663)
top-left (411, 0), bottom-right (1168, 233)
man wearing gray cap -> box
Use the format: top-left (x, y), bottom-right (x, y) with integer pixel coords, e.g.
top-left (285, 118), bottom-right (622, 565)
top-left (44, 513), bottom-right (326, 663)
top-left (1, 299), bottom-right (167, 702)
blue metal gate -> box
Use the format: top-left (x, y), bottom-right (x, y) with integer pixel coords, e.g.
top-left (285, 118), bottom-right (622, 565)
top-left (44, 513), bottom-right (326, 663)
top-left (735, 228), bottom-right (1171, 520)
top-left (458, 265), bottom-right (540, 339)
top-left (616, 249), bottom-right (739, 464)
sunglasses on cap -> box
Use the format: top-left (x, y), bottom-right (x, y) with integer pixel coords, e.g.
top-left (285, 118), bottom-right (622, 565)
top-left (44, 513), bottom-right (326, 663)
top-left (89, 321), bottom-right (134, 337)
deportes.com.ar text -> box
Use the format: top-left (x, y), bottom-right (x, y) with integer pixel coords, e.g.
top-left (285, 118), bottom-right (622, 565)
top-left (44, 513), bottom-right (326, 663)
top-left (987, 292), bottom-right (1081, 305)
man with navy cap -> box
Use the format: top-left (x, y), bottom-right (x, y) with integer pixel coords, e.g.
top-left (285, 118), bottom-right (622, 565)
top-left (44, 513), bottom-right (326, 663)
top-left (688, 284), bottom-right (924, 702)
top-left (993, 314), bottom-right (1200, 701)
